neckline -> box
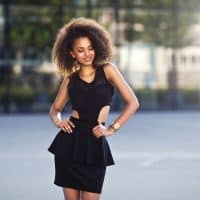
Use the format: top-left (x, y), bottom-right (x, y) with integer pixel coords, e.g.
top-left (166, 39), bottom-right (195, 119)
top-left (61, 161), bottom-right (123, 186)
top-left (77, 67), bottom-right (98, 84)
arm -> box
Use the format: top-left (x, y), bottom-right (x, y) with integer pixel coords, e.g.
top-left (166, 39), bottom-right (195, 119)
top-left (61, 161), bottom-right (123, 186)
top-left (93, 63), bottom-right (139, 138)
top-left (49, 75), bottom-right (75, 132)
top-left (104, 62), bottom-right (139, 131)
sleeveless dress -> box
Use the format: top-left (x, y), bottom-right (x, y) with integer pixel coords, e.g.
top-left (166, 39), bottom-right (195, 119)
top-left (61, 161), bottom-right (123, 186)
top-left (48, 65), bottom-right (115, 193)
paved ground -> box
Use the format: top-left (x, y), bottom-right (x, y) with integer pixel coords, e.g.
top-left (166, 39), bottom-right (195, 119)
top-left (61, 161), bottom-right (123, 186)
top-left (0, 111), bottom-right (200, 200)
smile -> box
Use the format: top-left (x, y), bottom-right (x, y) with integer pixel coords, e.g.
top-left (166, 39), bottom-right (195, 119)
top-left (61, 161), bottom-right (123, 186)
top-left (84, 58), bottom-right (93, 61)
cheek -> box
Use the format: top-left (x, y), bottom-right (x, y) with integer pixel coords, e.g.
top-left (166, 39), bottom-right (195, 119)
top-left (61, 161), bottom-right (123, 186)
top-left (91, 50), bottom-right (95, 57)
top-left (75, 53), bottom-right (84, 59)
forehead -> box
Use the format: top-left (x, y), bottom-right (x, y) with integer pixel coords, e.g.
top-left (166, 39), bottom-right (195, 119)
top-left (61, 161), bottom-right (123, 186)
top-left (73, 37), bottom-right (92, 48)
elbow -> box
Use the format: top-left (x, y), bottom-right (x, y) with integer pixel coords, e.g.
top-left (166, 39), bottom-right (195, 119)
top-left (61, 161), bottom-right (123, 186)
top-left (135, 98), bottom-right (140, 111)
top-left (49, 104), bottom-right (61, 116)
top-left (49, 105), bottom-right (54, 118)
top-left (129, 97), bottom-right (140, 112)
top-left (133, 101), bottom-right (140, 112)
top-left (49, 104), bottom-right (57, 117)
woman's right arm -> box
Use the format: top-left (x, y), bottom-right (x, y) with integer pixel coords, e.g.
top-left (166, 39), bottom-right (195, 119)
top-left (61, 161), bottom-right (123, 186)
top-left (49, 75), bottom-right (75, 133)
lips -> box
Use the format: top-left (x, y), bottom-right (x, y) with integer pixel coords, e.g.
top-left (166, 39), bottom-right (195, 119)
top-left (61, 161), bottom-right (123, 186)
top-left (84, 57), bottom-right (93, 62)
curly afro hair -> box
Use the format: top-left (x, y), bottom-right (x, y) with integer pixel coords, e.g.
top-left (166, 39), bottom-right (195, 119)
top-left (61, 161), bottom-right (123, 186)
top-left (52, 17), bottom-right (114, 77)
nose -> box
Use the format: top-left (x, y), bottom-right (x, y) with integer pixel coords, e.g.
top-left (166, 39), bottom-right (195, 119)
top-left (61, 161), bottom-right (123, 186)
top-left (84, 50), bottom-right (90, 57)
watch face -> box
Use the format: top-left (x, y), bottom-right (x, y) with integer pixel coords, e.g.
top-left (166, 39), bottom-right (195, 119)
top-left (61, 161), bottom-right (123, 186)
top-left (113, 123), bottom-right (120, 129)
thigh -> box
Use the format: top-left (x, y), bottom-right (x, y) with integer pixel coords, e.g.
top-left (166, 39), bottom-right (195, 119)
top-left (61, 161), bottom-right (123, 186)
top-left (63, 187), bottom-right (80, 200)
top-left (81, 191), bottom-right (101, 200)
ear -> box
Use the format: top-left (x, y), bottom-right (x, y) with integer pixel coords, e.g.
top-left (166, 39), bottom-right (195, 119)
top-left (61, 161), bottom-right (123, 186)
top-left (70, 51), bottom-right (75, 59)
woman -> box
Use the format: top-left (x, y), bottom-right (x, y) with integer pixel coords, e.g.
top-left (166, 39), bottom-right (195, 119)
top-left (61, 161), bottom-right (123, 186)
top-left (48, 17), bottom-right (139, 200)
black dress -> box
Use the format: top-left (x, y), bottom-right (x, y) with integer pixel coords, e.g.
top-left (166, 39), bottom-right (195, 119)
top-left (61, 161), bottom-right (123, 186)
top-left (48, 65), bottom-right (115, 193)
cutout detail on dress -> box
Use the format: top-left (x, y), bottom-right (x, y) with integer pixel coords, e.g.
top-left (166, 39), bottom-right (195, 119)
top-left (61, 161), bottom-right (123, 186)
top-left (97, 105), bottom-right (110, 124)
top-left (71, 110), bottom-right (80, 119)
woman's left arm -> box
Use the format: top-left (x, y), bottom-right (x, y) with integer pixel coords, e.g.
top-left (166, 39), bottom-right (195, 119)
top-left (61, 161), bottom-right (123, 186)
top-left (92, 63), bottom-right (139, 138)
top-left (104, 62), bottom-right (139, 132)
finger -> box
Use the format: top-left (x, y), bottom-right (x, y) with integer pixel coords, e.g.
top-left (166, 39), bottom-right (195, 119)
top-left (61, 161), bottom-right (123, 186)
top-left (93, 132), bottom-right (100, 138)
top-left (68, 120), bottom-right (76, 128)
top-left (94, 129), bottom-right (99, 134)
top-left (92, 129), bottom-right (98, 136)
top-left (63, 121), bottom-right (73, 132)
top-left (63, 124), bottom-right (72, 133)
top-left (63, 119), bottom-right (70, 124)
top-left (64, 120), bottom-right (75, 128)
top-left (95, 128), bottom-right (104, 136)
top-left (93, 130), bottom-right (103, 138)
top-left (93, 125), bottom-right (101, 131)
top-left (95, 133), bottom-right (103, 138)
top-left (62, 124), bottom-right (70, 133)
top-left (62, 127), bottom-right (68, 133)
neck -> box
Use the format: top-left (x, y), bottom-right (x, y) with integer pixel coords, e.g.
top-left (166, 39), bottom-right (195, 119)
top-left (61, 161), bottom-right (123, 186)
top-left (79, 65), bottom-right (95, 72)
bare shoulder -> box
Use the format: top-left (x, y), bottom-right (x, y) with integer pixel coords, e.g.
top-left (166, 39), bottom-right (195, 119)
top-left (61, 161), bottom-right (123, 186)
top-left (102, 62), bottom-right (125, 87)
top-left (57, 74), bottom-right (71, 93)
top-left (51, 74), bottom-right (71, 111)
top-left (102, 62), bottom-right (139, 106)
top-left (102, 62), bottom-right (119, 76)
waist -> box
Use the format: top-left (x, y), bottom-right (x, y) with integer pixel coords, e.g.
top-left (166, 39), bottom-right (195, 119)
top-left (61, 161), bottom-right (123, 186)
top-left (69, 115), bottom-right (106, 126)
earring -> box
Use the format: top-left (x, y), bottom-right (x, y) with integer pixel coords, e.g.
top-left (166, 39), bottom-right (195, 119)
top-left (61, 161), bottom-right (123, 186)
top-left (72, 57), bottom-right (80, 72)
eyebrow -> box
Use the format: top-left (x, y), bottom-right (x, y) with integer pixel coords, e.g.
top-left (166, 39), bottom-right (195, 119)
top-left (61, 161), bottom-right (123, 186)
top-left (76, 45), bottom-right (93, 49)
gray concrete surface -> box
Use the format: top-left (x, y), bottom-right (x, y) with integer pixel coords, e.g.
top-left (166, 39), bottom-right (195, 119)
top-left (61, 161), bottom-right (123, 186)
top-left (0, 111), bottom-right (200, 200)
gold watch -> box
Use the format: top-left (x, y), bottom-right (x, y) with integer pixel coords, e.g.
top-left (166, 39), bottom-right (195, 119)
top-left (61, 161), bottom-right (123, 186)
top-left (110, 122), bottom-right (121, 132)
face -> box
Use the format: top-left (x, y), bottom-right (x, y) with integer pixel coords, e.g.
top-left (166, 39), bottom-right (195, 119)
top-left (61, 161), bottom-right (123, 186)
top-left (70, 37), bottom-right (95, 67)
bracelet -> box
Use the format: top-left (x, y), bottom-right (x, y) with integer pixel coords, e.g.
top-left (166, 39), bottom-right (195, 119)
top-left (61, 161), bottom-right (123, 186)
top-left (109, 122), bottom-right (121, 133)
top-left (108, 125), bottom-right (117, 133)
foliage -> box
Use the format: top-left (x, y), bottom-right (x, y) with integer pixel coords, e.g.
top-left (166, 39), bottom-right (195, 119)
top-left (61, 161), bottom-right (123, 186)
top-left (1, 0), bottom-right (198, 60)
top-left (122, 0), bottom-right (197, 47)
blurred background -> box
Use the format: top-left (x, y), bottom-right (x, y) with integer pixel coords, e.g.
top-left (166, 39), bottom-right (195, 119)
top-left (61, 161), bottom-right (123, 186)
top-left (1, 0), bottom-right (200, 113)
top-left (0, 1), bottom-right (200, 200)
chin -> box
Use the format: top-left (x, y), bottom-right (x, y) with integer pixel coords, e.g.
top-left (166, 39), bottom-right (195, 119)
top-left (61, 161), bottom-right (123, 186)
top-left (81, 61), bottom-right (94, 66)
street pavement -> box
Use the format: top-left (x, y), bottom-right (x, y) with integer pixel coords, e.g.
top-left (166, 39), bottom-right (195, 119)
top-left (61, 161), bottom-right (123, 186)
top-left (0, 111), bottom-right (199, 200)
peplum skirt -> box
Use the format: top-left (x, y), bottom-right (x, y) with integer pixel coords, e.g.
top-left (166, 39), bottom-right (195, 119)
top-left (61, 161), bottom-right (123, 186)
top-left (48, 116), bottom-right (115, 193)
